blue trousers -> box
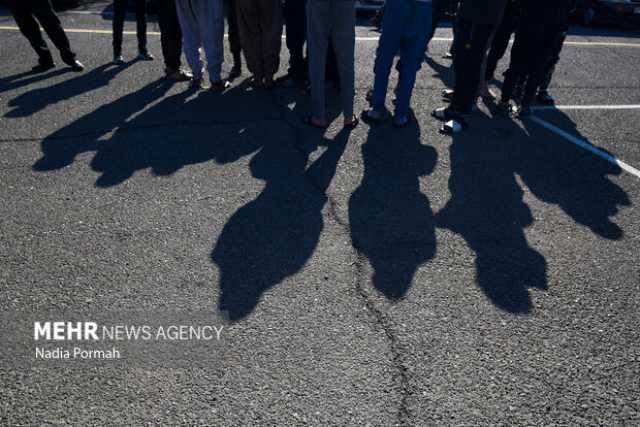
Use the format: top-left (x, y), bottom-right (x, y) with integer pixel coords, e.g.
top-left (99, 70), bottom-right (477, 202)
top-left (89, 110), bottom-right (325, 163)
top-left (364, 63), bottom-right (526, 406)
top-left (372, 0), bottom-right (433, 117)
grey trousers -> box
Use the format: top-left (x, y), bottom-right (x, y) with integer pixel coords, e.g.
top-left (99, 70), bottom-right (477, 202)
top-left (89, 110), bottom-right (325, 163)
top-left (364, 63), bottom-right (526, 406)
top-left (175, 0), bottom-right (224, 82)
top-left (306, 0), bottom-right (356, 120)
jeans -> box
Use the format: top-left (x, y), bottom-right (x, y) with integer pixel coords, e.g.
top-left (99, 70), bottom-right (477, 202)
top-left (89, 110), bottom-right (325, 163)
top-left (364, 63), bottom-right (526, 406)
top-left (371, 0), bottom-right (433, 117)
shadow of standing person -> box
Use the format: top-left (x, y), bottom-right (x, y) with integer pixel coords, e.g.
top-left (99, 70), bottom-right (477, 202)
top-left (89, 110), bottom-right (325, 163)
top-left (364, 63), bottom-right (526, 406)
top-left (519, 111), bottom-right (630, 241)
top-left (212, 129), bottom-right (351, 321)
top-left (6, 63), bottom-right (132, 118)
top-left (436, 115), bottom-right (547, 313)
top-left (32, 78), bottom-right (171, 173)
top-left (349, 121), bottom-right (438, 300)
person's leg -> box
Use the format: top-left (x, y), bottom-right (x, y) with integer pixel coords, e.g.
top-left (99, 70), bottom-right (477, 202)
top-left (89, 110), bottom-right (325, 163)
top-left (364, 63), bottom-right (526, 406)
top-left (236, 0), bottom-right (264, 81)
top-left (326, 40), bottom-right (340, 88)
top-left (31, 0), bottom-right (78, 65)
top-left (157, 0), bottom-right (184, 73)
top-left (260, 0), bottom-right (283, 83)
top-left (538, 32), bottom-right (566, 96)
top-left (112, 0), bottom-right (127, 57)
top-left (284, 0), bottom-right (307, 84)
top-left (175, 0), bottom-right (205, 81)
top-left (449, 23), bottom-right (493, 116)
top-left (134, 0), bottom-right (149, 55)
top-left (370, 0), bottom-right (404, 114)
top-left (500, 29), bottom-right (532, 104)
top-left (6, 0), bottom-right (54, 67)
top-left (331, 0), bottom-right (356, 121)
top-left (226, 0), bottom-right (243, 71)
top-left (395, 1), bottom-right (432, 119)
top-left (306, 0), bottom-right (330, 122)
top-left (425, 0), bottom-right (444, 48)
top-left (484, 3), bottom-right (517, 82)
top-left (200, 0), bottom-right (225, 84)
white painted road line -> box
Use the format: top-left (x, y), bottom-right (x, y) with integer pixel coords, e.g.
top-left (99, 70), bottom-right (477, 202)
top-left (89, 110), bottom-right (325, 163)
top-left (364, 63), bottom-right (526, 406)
top-left (533, 105), bottom-right (640, 111)
top-left (531, 116), bottom-right (640, 179)
top-left (2, 25), bottom-right (640, 47)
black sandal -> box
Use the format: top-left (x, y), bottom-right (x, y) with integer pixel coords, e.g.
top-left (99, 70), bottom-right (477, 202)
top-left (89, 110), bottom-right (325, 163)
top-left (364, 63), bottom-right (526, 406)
top-left (344, 115), bottom-right (359, 129)
top-left (304, 116), bottom-right (329, 129)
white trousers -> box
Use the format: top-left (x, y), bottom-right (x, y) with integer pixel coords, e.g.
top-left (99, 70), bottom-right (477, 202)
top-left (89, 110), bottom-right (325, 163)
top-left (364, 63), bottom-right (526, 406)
top-left (175, 0), bottom-right (224, 81)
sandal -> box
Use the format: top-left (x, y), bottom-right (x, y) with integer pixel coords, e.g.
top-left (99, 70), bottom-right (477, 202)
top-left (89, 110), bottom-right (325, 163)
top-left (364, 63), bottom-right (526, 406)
top-left (303, 116), bottom-right (329, 129)
top-left (344, 115), bottom-right (359, 129)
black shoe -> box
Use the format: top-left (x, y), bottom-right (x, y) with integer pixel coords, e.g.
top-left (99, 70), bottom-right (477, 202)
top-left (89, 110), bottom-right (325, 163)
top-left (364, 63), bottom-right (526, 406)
top-left (138, 50), bottom-right (154, 61)
top-left (518, 105), bottom-right (533, 118)
top-left (165, 68), bottom-right (192, 82)
top-left (228, 64), bottom-right (241, 80)
top-left (440, 118), bottom-right (468, 135)
top-left (361, 109), bottom-right (384, 125)
top-left (65, 59), bottom-right (85, 72)
top-left (113, 54), bottom-right (125, 65)
top-left (210, 80), bottom-right (231, 93)
top-left (32, 62), bottom-right (55, 73)
top-left (494, 101), bottom-right (512, 117)
top-left (537, 90), bottom-right (554, 105)
top-left (441, 89), bottom-right (454, 102)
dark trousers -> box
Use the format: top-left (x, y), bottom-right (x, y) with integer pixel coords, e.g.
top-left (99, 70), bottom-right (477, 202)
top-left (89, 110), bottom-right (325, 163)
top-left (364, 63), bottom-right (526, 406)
top-left (113, 0), bottom-right (147, 55)
top-left (156, 0), bottom-right (182, 71)
top-left (226, 0), bottom-right (242, 64)
top-left (501, 25), bottom-right (557, 107)
top-left (284, 0), bottom-right (307, 83)
top-left (485, 1), bottom-right (519, 82)
top-left (450, 20), bottom-right (494, 115)
top-left (6, 0), bottom-right (76, 65)
top-left (539, 32), bottom-right (566, 92)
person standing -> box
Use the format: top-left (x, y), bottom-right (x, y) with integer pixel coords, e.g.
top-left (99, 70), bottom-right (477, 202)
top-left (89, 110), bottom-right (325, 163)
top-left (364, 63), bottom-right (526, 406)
top-left (225, 0), bottom-right (243, 79)
top-left (283, 0), bottom-right (308, 88)
top-left (496, 0), bottom-right (573, 116)
top-left (156, 0), bottom-right (192, 81)
top-left (6, 0), bottom-right (84, 72)
top-left (305, 0), bottom-right (357, 128)
top-left (112, 0), bottom-right (153, 64)
top-left (484, 0), bottom-right (521, 84)
top-left (536, 2), bottom-right (572, 105)
top-left (235, 0), bottom-right (283, 89)
top-left (175, 0), bottom-right (229, 91)
top-left (432, 0), bottom-right (508, 133)
top-left (363, 0), bottom-right (434, 128)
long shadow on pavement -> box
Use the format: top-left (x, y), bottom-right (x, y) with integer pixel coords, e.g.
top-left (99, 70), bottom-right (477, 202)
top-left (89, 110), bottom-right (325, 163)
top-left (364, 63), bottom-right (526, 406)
top-left (211, 127), bottom-right (351, 321)
top-left (6, 63), bottom-right (132, 118)
top-left (349, 120), bottom-right (438, 300)
top-left (32, 77), bottom-right (170, 172)
top-left (437, 108), bottom-right (629, 313)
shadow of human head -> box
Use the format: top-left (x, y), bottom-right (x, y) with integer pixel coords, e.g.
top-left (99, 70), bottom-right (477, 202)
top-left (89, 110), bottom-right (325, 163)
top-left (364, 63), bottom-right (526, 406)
top-left (88, 80), bottom-right (277, 188)
top-left (6, 63), bottom-right (132, 118)
top-left (436, 113), bottom-right (548, 313)
top-left (32, 77), bottom-right (171, 173)
top-left (0, 68), bottom-right (69, 94)
top-left (212, 128), bottom-right (351, 322)
top-left (519, 110), bottom-right (630, 241)
top-left (349, 118), bottom-right (438, 300)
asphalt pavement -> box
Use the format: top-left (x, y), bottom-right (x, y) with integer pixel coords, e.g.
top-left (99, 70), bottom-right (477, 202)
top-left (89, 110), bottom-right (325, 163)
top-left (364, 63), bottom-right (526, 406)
top-left (1, 6), bottom-right (639, 427)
